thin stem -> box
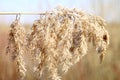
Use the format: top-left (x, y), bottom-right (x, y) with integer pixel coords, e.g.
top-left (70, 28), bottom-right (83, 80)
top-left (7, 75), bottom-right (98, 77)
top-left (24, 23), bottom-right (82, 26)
top-left (0, 12), bottom-right (52, 15)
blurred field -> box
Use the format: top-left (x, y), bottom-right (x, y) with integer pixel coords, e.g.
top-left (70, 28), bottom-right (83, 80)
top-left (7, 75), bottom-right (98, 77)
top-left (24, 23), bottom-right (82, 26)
top-left (0, 0), bottom-right (120, 79)
top-left (0, 23), bottom-right (120, 80)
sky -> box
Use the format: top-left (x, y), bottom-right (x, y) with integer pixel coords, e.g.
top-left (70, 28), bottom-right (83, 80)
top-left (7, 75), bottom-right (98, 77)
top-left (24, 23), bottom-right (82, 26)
top-left (0, 0), bottom-right (119, 24)
top-left (0, 0), bottom-right (93, 12)
top-left (0, 0), bottom-right (94, 24)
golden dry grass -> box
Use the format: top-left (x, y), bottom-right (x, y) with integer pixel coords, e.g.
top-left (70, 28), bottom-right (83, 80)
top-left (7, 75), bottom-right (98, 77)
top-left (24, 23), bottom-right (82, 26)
top-left (5, 7), bottom-right (109, 80)
top-left (0, 23), bottom-right (120, 80)
top-left (0, 7), bottom-right (113, 80)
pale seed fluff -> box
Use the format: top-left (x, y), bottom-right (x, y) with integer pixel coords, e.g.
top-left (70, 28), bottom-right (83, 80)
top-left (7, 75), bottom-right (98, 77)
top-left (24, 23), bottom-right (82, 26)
top-left (6, 7), bottom-right (109, 80)
top-left (6, 20), bottom-right (27, 80)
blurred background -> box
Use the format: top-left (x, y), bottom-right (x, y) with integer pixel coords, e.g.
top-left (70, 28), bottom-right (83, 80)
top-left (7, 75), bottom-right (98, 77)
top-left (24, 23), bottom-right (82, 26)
top-left (0, 0), bottom-right (120, 80)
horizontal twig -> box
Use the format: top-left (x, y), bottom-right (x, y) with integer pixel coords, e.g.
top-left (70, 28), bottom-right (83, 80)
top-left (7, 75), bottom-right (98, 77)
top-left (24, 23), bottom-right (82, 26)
top-left (0, 12), bottom-right (52, 15)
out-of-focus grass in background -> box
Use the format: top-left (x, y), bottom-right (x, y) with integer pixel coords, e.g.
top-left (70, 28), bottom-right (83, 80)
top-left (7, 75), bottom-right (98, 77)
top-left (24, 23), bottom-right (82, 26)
top-left (0, 0), bottom-right (120, 80)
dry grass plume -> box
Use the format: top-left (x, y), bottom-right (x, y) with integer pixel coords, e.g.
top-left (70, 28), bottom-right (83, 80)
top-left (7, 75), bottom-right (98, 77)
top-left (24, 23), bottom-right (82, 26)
top-left (6, 7), bottom-right (109, 80)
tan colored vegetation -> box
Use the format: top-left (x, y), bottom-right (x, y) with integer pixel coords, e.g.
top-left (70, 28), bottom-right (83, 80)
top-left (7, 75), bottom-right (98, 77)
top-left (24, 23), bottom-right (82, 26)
top-left (6, 7), bottom-right (109, 80)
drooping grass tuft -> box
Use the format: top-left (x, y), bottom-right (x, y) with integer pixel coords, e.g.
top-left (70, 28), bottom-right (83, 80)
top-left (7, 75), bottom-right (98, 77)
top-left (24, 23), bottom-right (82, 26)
top-left (6, 20), bottom-right (27, 80)
top-left (6, 7), bottom-right (109, 80)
